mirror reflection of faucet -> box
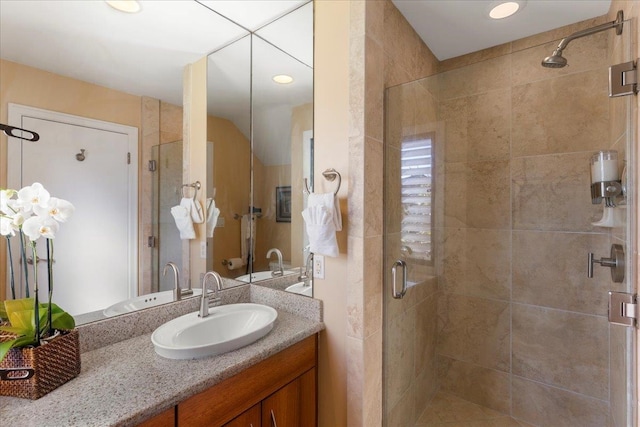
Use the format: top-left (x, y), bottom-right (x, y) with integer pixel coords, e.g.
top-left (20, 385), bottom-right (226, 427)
top-left (163, 262), bottom-right (193, 302)
top-left (266, 248), bottom-right (284, 277)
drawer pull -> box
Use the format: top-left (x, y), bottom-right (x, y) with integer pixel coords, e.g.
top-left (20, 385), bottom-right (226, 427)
top-left (270, 409), bottom-right (278, 427)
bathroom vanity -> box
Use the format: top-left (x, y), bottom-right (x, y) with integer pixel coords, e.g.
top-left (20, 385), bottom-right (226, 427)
top-left (0, 285), bottom-right (323, 427)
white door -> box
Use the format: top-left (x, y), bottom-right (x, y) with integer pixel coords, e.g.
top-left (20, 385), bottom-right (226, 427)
top-left (7, 104), bottom-right (138, 316)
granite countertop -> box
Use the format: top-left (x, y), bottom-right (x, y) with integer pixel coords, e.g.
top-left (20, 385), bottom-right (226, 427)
top-left (0, 285), bottom-right (324, 427)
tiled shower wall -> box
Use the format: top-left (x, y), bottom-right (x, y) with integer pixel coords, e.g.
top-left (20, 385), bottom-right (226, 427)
top-left (435, 19), bottom-right (630, 427)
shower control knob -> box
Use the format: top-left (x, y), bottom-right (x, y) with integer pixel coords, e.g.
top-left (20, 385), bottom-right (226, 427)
top-left (588, 244), bottom-right (625, 283)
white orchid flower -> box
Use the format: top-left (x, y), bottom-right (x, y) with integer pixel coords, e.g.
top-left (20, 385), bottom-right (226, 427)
top-left (0, 216), bottom-right (15, 236)
top-left (16, 182), bottom-right (50, 214)
top-left (34, 197), bottom-right (75, 222)
top-left (22, 215), bottom-right (60, 241)
top-left (0, 189), bottom-right (17, 215)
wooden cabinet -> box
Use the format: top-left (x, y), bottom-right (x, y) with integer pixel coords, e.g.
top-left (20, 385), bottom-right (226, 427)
top-left (262, 368), bottom-right (316, 427)
top-left (224, 403), bottom-right (261, 427)
top-left (137, 407), bottom-right (175, 427)
top-left (176, 335), bottom-right (317, 427)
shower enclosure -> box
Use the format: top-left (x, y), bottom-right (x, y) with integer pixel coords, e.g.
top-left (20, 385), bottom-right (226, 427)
top-left (383, 16), bottom-right (636, 427)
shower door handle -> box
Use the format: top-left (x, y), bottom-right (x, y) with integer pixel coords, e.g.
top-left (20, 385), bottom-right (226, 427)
top-left (392, 260), bottom-right (407, 299)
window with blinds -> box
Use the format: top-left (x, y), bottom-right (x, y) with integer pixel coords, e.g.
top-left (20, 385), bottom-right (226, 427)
top-left (400, 136), bottom-right (432, 264)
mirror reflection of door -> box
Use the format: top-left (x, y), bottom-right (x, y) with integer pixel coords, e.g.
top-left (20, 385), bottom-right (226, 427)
top-left (7, 104), bottom-right (138, 317)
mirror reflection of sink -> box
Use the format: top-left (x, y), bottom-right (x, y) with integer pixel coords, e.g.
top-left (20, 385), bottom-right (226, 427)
top-left (103, 289), bottom-right (203, 317)
top-left (236, 270), bottom-right (297, 283)
top-left (151, 303), bottom-right (278, 359)
top-left (285, 282), bottom-right (313, 297)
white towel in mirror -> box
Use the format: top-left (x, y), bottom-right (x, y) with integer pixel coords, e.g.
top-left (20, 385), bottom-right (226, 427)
top-left (206, 198), bottom-right (220, 238)
top-left (171, 199), bottom-right (196, 240)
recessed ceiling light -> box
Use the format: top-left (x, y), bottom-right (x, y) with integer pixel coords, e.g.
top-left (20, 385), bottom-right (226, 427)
top-left (489, 1), bottom-right (521, 19)
top-left (273, 75), bottom-right (294, 84)
top-left (105, 0), bottom-right (141, 14)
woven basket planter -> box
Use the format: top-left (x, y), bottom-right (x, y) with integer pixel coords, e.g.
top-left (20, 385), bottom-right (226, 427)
top-left (0, 329), bottom-right (81, 399)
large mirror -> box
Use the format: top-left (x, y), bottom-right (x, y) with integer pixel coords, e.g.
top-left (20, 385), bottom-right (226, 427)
top-left (205, 3), bottom-right (314, 292)
top-left (0, 0), bottom-right (313, 323)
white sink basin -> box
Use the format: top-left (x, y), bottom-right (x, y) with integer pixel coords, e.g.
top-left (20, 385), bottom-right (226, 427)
top-left (103, 289), bottom-right (203, 317)
top-left (236, 270), bottom-right (297, 283)
top-left (285, 282), bottom-right (313, 297)
top-left (151, 303), bottom-right (278, 359)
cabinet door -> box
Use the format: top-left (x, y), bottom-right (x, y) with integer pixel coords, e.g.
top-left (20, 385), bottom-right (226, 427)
top-left (262, 368), bottom-right (317, 427)
top-left (224, 403), bottom-right (261, 427)
top-left (137, 407), bottom-right (175, 427)
top-left (262, 378), bottom-right (300, 427)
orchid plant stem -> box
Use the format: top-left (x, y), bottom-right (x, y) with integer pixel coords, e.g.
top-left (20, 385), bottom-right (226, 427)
top-left (6, 236), bottom-right (16, 299)
top-left (19, 230), bottom-right (30, 298)
top-left (30, 242), bottom-right (40, 344)
top-left (46, 239), bottom-right (53, 337)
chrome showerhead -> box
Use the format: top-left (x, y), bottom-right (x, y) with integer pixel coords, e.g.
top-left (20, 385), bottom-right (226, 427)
top-left (541, 10), bottom-right (624, 69)
top-left (541, 51), bottom-right (567, 68)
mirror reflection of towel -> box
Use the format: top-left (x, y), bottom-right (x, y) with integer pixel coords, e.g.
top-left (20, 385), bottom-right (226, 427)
top-left (206, 198), bottom-right (220, 238)
top-left (171, 199), bottom-right (196, 240)
top-left (240, 214), bottom-right (256, 262)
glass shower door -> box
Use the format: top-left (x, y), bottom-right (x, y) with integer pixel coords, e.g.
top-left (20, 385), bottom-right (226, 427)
top-left (383, 18), bottom-right (636, 427)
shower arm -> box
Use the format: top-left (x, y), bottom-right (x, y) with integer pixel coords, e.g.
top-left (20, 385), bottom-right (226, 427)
top-left (553, 10), bottom-right (624, 55)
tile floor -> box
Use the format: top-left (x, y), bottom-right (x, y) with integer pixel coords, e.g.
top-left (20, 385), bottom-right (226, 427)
top-left (415, 392), bottom-right (536, 427)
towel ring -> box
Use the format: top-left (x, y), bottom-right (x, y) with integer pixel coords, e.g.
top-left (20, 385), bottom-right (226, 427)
top-left (182, 181), bottom-right (201, 199)
top-left (304, 168), bottom-right (341, 196)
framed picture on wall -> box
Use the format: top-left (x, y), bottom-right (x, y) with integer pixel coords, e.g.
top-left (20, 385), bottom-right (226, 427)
top-left (276, 186), bottom-right (292, 223)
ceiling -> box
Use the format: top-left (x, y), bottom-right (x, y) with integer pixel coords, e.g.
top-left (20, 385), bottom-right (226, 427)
top-left (392, 0), bottom-right (612, 60)
top-left (0, 0), bottom-right (310, 108)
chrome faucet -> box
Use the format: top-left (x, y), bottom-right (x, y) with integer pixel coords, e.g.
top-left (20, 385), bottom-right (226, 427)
top-left (266, 248), bottom-right (284, 277)
top-left (199, 271), bottom-right (223, 318)
top-left (163, 262), bottom-right (181, 301)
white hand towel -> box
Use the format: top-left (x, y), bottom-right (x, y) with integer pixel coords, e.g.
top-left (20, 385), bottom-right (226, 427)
top-left (240, 214), bottom-right (256, 262)
top-left (302, 204), bottom-right (338, 257)
top-left (206, 198), bottom-right (220, 238)
top-left (171, 204), bottom-right (195, 240)
top-left (308, 192), bottom-right (342, 231)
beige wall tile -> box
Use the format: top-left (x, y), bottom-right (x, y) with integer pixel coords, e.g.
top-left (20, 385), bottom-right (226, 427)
top-left (610, 324), bottom-right (632, 427)
top-left (364, 137), bottom-right (384, 237)
top-left (438, 55), bottom-right (511, 101)
top-left (438, 355), bottom-right (511, 414)
top-left (512, 230), bottom-right (619, 316)
top-left (363, 235), bottom-right (383, 338)
top-left (347, 235), bottom-right (364, 339)
top-left (511, 15), bottom-right (609, 53)
top-left (365, 36), bottom-right (385, 142)
top-left (414, 293), bottom-right (438, 416)
top-left (444, 160), bottom-right (511, 229)
top-left (416, 392), bottom-right (508, 425)
top-left (512, 304), bottom-right (609, 400)
top-left (440, 89), bottom-right (511, 163)
top-left (364, 329), bottom-right (383, 427)
top-left (347, 335), bottom-right (364, 427)
top-left (512, 152), bottom-right (603, 232)
top-left (442, 228), bottom-right (511, 301)
top-left (384, 305), bottom-right (415, 409)
top-left (512, 69), bottom-right (609, 157)
top-left (385, 383), bottom-right (416, 427)
top-left (438, 43), bottom-right (512, 74)
top-left (437, 294), bottom-right (510, 372)
top-left (512, 376), bottom-right (609, 427)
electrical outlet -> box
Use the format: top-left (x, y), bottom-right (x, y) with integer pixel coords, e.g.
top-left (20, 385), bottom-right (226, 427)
top-left (313, 254), bottom-right (325, 279)
top-left (200, 241), bottom-right (207, 259)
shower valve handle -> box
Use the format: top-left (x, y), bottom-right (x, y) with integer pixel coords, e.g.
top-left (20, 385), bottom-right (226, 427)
top-left (588, 244), bottom-right (625, 283)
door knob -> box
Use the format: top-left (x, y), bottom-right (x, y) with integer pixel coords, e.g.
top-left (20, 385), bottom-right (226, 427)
top-left (588, 244), bottom-right (625, 283)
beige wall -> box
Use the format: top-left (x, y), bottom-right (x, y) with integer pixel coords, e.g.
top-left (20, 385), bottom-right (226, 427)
top-left (291, 103), bottom-right (313, 268)
top-left (314, 1), bottom-right (350, 425)
top-left (206, 115), bottom-right (251, 277)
